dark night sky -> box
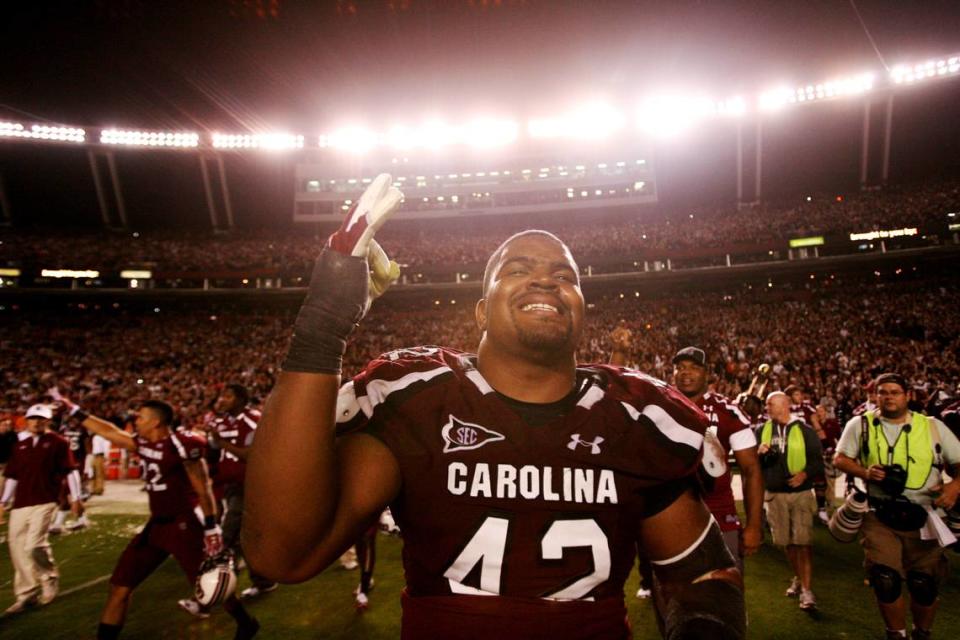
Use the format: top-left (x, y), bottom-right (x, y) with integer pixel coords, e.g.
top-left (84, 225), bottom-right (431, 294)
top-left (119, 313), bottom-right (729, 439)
top-left (1, 0), bottom-right (959, 229)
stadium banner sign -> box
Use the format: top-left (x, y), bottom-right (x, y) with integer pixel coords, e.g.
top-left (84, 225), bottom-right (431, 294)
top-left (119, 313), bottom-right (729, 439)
top-left (789, 236), bottom-right (825, 248)
top-left (121, 269), bottom-right (153, 279)
top-left (0, 268), bottom-right (21, 277)
top-left (849, 227), bottom-right (918, 242)
top-left (40, 269), bottom-right (100, 279)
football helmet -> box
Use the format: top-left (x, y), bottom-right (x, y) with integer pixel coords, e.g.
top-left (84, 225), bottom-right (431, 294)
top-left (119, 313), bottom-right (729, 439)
top-left (195, 552), bottom-right (237, 607)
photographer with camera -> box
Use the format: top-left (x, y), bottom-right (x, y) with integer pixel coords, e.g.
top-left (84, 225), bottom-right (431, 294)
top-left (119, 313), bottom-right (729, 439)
top-left (757, 391), bottom-right (823, 611)
top-left (834, 373), bottom-right (960, 640)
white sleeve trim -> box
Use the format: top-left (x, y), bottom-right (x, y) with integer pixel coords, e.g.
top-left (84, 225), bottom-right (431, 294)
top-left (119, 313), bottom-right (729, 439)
top-left (67, 470), bottom-right (82, 502)
top-left (0, 478), bottom-right (17, 505)
top-left (650, 515), bottom-right (718, 566)
top-left (621, 402), bottom-right (704, 451)
top-left (169, 432), bottom-right (188, 460)
top-left (729, 428), bottom-right (757, 451)
top-left (360, 366), bottom-right (452, 417)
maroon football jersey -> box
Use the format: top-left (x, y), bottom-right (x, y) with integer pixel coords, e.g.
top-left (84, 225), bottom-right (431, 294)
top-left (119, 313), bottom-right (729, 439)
top-left (205, 409), bottom-right (259, 487)
top-left (339, 346), bottom-right (706, 634)
top-left (59, 419), bottom-right (89, 464)
top-left (791, 401), bottom-right (817, 425)
top-left (136, 431), bottom-right (205, 519)
top-left (697, 391), bottom-right (755, 532)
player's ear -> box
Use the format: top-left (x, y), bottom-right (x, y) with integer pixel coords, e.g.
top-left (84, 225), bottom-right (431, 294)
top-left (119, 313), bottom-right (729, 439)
top-left (475, 298), bottom-right (488, 332)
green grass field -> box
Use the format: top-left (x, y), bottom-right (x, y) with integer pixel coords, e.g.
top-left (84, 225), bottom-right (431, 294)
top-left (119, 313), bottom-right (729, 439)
top-left (1, 505), bottom-right (959, 639)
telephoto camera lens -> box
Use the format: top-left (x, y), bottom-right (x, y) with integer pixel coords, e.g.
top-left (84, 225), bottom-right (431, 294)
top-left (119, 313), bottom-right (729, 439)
top-left (828, 491), bottom-right (870, 543)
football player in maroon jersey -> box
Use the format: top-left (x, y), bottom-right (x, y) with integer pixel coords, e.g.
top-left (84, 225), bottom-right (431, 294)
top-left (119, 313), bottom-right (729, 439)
top-left (204, 384), bottom-right (277, 599)
top-left (671, 347), bottom-right (763, 566)
top-left (244, 175), bottom-right (745, 639)
top-left (60, 397), bottom-right (259, 640)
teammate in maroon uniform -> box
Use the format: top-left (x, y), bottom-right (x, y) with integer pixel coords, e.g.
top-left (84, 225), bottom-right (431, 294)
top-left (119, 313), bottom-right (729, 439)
top-left (61, 398), bottom-right (259, 640)
top-left (672, 347), bottom-right (763, 568)
top-left (244, 175), bottom-right (745, 640)
top-left (204, 384), bottom-right (277, 599)
top-left (51, 415), bottom-right (91, 533)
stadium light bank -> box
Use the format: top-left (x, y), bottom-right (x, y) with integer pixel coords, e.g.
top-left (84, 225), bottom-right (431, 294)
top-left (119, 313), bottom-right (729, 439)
top-left (1, 53), bottom-right (959, 153)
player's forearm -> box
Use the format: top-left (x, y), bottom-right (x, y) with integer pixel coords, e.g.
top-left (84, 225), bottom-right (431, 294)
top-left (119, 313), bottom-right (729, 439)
top-left (217, 439), bottom-right (249, 460)
top-left (80, 414), bottom-right (134, 450)
top-left (243, 371), bottom-right (342, 580)
top-left (740, 459), bottom-right (764, 530)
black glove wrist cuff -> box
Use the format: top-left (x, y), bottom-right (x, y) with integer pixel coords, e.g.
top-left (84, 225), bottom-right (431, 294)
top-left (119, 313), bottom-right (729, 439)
top-left (282, 248), bottom-right (369, 374)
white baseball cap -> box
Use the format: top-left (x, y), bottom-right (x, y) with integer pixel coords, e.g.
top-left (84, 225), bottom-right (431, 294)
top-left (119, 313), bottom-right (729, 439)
top-left (25, 404), bottom-right (54, 420)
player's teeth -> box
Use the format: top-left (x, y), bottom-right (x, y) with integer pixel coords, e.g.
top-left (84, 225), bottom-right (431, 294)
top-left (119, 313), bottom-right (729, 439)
top-left (522, 303), bottom-right (557, 312)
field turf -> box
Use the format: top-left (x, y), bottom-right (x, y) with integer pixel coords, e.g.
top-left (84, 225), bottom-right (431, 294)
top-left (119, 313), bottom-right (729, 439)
top-left (1, 487), bottom-right (958, 639)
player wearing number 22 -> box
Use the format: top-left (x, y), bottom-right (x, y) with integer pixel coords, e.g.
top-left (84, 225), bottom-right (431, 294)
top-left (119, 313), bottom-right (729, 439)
top-left (61, 399), bottom-right (259, 640)
top-left (244, 175), bottom-right (746, 640)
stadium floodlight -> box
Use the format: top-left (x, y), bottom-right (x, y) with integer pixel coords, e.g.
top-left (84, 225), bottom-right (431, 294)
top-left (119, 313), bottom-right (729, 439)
top-left (0, 121), bottom-right (85, 143)
top-left (100, 128), bottom-right (199, 148)
top-left (40, 269), bottom-right (100, 279)
top-left (321, 126), bottom-right (380, 153)
top-left (213, 132), bottom-right (304, 150)
top-left (890, 56), bottom-right (960, 84)
top-left (636, 94), bottom-right (717, 138)
top-left (461, 118), bottom-right (519, 148)
top-left (716, 96), bottom-right (747, 117)
top-left (528, 102), bottom-right (626, 140)
top-left (759, 72), bottom-right (874, 111)
top-left (414, 120), bottom-right (458, 149)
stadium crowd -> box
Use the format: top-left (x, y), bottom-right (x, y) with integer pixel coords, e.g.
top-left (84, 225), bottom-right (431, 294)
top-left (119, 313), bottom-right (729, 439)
top-left (2, 179), bottom-right (958, 277)
top-left (2, 276), bottom-right (958, 433)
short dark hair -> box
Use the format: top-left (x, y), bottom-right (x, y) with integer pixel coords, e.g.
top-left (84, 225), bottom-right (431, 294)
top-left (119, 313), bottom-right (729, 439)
top-left (224, 383), bottom-right (249, 406)
top-left (481, 229), bottom-right (571, 297)
top-left (874, 373), bottom-right (908, 392)
top-left (784, 385), bottom-right (802, 396)
top-left (141, 400), bottom-right (175, 426)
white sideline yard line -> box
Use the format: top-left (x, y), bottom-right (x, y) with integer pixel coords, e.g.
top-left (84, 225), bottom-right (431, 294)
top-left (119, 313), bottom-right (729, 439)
top-left (61, 574), bottom-right (111, 597)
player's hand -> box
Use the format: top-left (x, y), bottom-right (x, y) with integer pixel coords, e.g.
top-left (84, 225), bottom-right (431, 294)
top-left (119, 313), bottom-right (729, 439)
top-left (757, 443), bottom-right (770, 456)
top-left (49, 386), bottom-right (72, 407)
top-left (741, 525), bottom-right (762, 556)
top-left (328, 173), bottom-right (403, 258)
top-left (203, 525), bottom-right (224, 558)
top-left (365, 238), bottom-right (401, 312)
top-left (282, 174), bottom-right (404, 374)
top-left (786, 471), bottom-right (807, 488)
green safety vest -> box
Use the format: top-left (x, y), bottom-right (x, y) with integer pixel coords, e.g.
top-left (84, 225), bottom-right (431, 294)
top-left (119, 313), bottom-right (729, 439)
top-left (760, 419), bottom-right (807, 475)
top-left (861, 411), bottom-right (933, 491)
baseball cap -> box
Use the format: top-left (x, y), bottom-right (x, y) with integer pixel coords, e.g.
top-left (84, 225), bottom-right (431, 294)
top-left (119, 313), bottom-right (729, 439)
top-left (672, 346), bottom-right (706, 367)
top-left (874, 373), bottom-right (908, 392)
top-left (25, 404), bottom-right (54, 420)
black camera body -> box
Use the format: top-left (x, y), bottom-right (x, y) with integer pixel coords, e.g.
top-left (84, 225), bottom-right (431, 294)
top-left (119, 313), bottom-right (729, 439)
top-left (759, 447), bottom-right (781, 469)
top-left (877, 464), bottom-right (908, 497)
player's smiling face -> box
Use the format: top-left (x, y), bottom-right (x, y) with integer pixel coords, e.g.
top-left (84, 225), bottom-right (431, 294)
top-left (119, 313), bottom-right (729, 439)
top-left (477, 233), bottom-right (584, 357)
top-left (673, 360), bottom-right (707, 398)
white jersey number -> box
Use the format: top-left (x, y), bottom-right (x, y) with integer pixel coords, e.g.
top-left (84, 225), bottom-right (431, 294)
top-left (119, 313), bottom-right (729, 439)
top-left (144, 462), bottom-right (167, 492)
top-left (444, 516), bottom-right (610, 600)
